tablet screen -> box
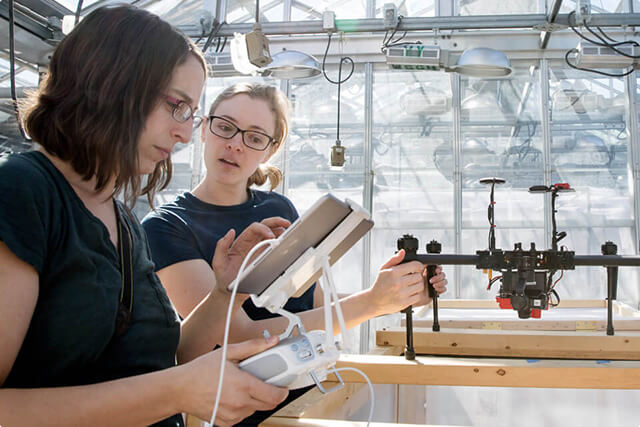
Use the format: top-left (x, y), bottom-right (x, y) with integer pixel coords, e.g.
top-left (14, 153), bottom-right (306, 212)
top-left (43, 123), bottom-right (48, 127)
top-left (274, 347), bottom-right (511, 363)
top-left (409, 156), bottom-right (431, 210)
top-left (232, 194), bottom-right (373, 296)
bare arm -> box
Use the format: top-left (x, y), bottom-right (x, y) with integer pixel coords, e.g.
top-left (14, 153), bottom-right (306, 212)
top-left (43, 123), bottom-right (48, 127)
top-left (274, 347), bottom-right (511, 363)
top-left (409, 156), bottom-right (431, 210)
top-left (0, 241), bottom-right (286, 426)
top-left (228, 250), bottom-right (448, 342)
top-left (0, 241), bottom-right (181, 426)
top-left (176, 218), bottom-right (290, 362)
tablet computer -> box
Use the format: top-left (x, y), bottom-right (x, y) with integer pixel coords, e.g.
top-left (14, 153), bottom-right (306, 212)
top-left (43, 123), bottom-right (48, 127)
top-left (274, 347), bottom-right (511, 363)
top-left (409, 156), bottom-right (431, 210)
top-left (231, 194), bottom-right (374, 296)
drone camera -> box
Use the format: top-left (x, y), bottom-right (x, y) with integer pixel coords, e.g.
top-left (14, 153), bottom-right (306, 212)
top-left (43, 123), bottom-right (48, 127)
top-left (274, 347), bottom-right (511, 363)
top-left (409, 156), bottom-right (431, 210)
top-left (498, 269), bottom-right (549, 319)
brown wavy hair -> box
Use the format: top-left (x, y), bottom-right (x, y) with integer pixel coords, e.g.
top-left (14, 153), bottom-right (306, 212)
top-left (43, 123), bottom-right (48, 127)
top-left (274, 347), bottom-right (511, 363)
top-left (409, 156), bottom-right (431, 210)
top-left (20, 5), bottom-right (205, 208)
top-left (207, 83), bottom-right (290, 190)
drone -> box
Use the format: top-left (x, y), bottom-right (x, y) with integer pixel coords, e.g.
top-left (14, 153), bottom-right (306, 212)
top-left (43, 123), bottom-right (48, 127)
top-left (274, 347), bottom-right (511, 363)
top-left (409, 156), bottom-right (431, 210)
top-left (398, 178), bottom-right (640, 360)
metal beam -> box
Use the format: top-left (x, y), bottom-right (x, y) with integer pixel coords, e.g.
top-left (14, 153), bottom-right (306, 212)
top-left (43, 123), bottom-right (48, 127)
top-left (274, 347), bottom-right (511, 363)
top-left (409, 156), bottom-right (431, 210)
top-left (539, 0), bottom-right (563, 49)
top-left (178, 13), bottom-right (640, 37)
top-left (0, 1), bottom-right (54, 40)
top-left (16, 0), bottom-right (72, 19)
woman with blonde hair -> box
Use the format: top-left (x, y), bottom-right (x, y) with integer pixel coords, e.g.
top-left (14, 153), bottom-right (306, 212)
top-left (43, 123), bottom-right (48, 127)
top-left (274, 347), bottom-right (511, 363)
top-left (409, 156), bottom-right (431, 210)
top-left (143, 82), bottom-right (447, 424)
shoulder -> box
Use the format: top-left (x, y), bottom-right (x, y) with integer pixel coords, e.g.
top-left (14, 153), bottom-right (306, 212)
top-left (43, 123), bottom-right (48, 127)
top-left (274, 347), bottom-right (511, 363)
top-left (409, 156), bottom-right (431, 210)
top-left (141, 194), bottom-right (191, 229)
top-left (0, 152), bottom-right (51, 189)
top-left (0, 152), bottom-right (59, 212)
top-left (251, 190), bottom-right (298, 220)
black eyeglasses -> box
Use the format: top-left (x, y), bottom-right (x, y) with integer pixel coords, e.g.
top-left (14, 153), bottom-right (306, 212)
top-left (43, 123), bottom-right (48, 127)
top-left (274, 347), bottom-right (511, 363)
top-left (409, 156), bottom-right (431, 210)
top-left (164, 95), bottom-right (203, 128)
top-left (208, 115), bottom-right (275, 151)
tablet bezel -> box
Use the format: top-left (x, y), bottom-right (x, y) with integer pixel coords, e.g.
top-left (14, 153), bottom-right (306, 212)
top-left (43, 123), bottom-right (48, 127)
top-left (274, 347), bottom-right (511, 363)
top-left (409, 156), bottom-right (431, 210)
top-left (231, 194), bottom-right (373, 296)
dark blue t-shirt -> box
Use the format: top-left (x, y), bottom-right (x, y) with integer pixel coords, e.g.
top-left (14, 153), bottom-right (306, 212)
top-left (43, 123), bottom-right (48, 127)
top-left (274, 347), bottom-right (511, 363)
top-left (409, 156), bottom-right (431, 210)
top-left (143, 189), bottom-right (316, 425)
top-left (0, 151), bottom-right (182, 427)
top-left (141, 189), bottom-right (315, 320)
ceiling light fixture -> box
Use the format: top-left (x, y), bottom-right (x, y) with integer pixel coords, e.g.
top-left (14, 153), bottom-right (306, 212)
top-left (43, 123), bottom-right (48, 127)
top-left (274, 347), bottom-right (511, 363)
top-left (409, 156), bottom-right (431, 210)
top-left (261, 49), bottom-right (322, 79)
top-left (452, 47), bottom-right (512, 77)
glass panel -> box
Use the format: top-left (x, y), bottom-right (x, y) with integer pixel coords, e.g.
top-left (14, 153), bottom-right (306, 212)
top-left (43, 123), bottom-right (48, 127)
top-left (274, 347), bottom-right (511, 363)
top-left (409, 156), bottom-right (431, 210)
top-left (291, 0), bottom-right (366, 20)
top-left (51, 0), bottom-right (100, 12)
top-left (374, 0), bottom-right (436, 17)
top-left (373, 69), bottom-right (454, 228)
top-left (227, 0), bottom-right (284, 23)
top-left (0, 58), bottom-right (9, 74)
top-left (368, 69), bottom-right (455, 348)
top-left (0, 69), bottom-right (38, 88)
top-left (0, 102), bottom-right (32, 155)
top-left (460, 68), bottom-right (543, 190)
top-left (540, 65), bottom-right (634, 305)
top-left (0, 54), bottom-right (35, 155)
top-left (286, 71), bottom-right (366, 300)
top-left (460, 66), bottom-right (544, 300)
top-left (457, 0), bottom-right (539, 15)
top-left (560, 0), bottom-right (628, 13)
top-left (549, 68), bottom-right (629, 193)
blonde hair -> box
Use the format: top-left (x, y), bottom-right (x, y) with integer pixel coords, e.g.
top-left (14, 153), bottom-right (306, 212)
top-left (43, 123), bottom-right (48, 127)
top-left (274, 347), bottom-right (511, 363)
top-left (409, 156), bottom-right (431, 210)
top-left (208, 83), bottom-right (290, 190)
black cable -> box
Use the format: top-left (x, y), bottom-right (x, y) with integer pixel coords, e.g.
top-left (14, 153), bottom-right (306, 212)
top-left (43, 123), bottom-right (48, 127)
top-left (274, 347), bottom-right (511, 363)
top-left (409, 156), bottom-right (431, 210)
top-left (194, 15), bottom-right (210, 45)
top-left (8, 0), bottom-right (29, 141)
top-left (381, 17), bottom-right (402, 51)
top-left (486, 275), bottom-right (502, 291)
top-left (597, 26), bottom-right (619, 44)
top-left (381, 16), bottom-right (421, 52)
top-left (386, 16), bottom-right (408, 46)
top-left (565, 11), bottom-right (638, 77)
top-left (567, 11), bottom-right (639, 63)
top-left (565, 49), bottom-right (634, 77)
top-left (202, 20), bottom-right (223, 54)
top-left (487, 181), bottom-right (497, 252)
top-left (550, 289), bottom-right (560, 307)
top-left (255, 0), bottom-right (259, 23)
top-left (74, 0), bottom-right (83, 25)
top-left (585, 25), bottom-right (640, 56)
top-left (583, 17), bottom-right (640, 58)
top-left (322, 32), bottom-right (354, 145)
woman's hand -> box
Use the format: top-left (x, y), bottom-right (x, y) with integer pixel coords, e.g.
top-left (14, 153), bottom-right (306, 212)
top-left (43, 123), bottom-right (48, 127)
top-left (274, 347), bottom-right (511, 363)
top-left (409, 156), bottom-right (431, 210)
top-left (178, 336), bottom-right (288, 426)
top-left (368, 249), bottom-right (447, 316)
top-left (211, 217), bottom-right (291, 292)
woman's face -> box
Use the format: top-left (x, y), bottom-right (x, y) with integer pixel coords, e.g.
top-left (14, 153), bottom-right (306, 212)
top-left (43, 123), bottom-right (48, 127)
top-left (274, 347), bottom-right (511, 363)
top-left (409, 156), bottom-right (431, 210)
top-left (202, 94), bottom-right (277, 189)
top-left (137, 54), bottom-right (206, 175)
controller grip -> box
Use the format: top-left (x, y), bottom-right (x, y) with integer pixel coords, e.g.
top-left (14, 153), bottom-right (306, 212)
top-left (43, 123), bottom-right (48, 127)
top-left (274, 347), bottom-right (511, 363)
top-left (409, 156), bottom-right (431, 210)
top-left (426, 265), bottom-right (437, 297)
top-left (425, 240), bottom-right (441, 298)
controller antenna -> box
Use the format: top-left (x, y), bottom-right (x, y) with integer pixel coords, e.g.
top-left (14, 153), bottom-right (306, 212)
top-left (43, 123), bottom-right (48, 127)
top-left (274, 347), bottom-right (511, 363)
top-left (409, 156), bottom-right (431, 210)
top-left (479, 177), bottom-right (506, 252)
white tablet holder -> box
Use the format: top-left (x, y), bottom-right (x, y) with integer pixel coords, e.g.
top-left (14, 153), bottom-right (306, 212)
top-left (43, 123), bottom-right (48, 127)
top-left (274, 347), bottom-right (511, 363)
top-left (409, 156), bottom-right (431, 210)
top-left (210, 198), bottom-right (376, 426)
top-left (246, 199), bottom-right (371, 392)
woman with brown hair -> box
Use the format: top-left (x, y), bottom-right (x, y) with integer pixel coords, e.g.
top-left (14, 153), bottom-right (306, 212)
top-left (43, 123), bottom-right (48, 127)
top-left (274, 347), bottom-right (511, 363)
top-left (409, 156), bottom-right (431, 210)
top-left (0, 6), bottom-right (287, 427)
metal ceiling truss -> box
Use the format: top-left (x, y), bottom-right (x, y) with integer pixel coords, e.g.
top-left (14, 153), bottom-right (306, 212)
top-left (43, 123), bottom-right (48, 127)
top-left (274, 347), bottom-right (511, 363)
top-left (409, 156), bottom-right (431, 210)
top-left (0, 0), bottom-right (55, 40)
top-left (177, 13), bottom-right (640, 37)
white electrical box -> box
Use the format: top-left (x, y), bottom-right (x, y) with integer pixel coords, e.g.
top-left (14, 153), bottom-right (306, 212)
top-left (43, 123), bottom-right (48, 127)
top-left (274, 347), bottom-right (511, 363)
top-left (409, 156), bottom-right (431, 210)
top-left (386, 45), bottom-right (442, 70)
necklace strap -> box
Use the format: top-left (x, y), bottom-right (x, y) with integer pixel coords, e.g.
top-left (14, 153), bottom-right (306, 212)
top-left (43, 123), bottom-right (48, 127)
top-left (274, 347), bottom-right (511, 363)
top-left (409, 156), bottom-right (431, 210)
top-left (114, 202), bottom-right (133, 338)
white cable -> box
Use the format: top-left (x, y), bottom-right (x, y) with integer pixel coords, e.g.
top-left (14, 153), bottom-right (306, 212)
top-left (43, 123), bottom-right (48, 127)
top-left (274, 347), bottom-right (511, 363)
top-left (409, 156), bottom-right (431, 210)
top-left (209, 238), bottom-right (276, 426)
top-left (324, 257), bottom-right (350, 347)
top-left (329, 367), bottom-right (375, 426)
top-left (322, 257), bottom-right (348, 348)
top-left (321, 265), bottom-right (334, 349)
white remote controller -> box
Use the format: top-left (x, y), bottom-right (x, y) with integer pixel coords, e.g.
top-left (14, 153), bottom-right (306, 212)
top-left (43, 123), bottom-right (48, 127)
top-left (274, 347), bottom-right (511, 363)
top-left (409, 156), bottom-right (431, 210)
top-left (239, 330), bottom-right (339, 389)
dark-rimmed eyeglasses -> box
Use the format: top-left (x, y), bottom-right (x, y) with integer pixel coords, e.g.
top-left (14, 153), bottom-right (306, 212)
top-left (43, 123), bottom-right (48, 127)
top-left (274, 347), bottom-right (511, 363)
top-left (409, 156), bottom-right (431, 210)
top-left (164, 95), bottom-right (203, 128)
top-left (207, 116), bottom-right (275, 151)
